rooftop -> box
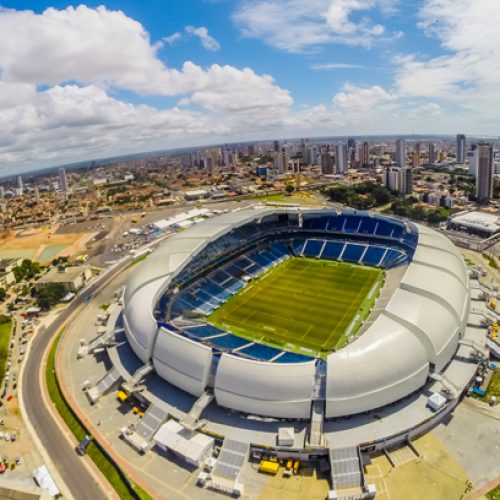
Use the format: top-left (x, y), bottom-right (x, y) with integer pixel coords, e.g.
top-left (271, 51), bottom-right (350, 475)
top-left (451, 211), bottom-right (500, 233)
top-left (37, 265), bottom-right (89, 284)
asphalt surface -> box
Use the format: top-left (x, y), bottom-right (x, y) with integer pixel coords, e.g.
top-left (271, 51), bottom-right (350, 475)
top-left (22, 256), bottom-right (133, 500)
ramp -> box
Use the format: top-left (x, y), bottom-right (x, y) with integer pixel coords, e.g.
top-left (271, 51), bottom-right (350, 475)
top-left (96, 366), bottom-right (122, 395)
top-left (135, 405), bottom-right (168, 441)
top-left (86, 366), bottom-right (122, 404)
top-left (210, 439), bottom-right (249, 495)
top-left (180, 390), bottom-right (214, 431)
top-left (487, 338), bottom-right (500, 359)
top-left (87, 304), bottom-right (123, 354)
top-left (329, 446), bottom-right (363, 490)
top-left (308, 399), bottom-right (325, 448)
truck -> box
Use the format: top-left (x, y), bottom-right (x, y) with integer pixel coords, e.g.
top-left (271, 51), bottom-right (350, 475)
top-left (76, 435), bottom-right (91, 456)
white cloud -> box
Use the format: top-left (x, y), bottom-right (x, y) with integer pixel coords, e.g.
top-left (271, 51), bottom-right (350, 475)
top-left (0, 5), bottom-right (296, 172)
top-left (407, 102), bottom-right (442, 119)
top-left (395, 0), bottom-right (500, 123)
top-left (185, 25), bottom-right (221, 51)
top-left (311, 63), bottom-right (367, 70)
top-left (333, 83), bottom-right (394, 111)
top-left (232, 0), bottom-right (398, 52)
top-left (163, 32), bottom-right (182, 45)
top-left (0, 5), bottom-right (288, 115)
top-left (324, 0), bottom-right (382, 35)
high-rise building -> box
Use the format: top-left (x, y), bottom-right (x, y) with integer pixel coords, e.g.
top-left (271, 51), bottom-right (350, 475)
top-left (306, 145), bottom-right (319, 166)
top-left (360, 141), bottom-right (370, 168)
top-left (383, 166), bottom-right (413, 195)
top-left (223, 150), bottom-right (234, 167)
top-left (412, 143), bottom-right (421, 167)
top-left (335, 144), bottom-right (348, 174)
top-left (273, 140), bottom-right (280, 152)
top-left (475, 142), bottom-right (493, 202)
top-left (273, 151), bottom-right (288, 174)
top-left (396, 139), bottom-right (406, 166)
top-left (468, 145), bottom-right (478, 177)
top-left (401, 167), bottom-right (414, 195)
top-left (320, 152), bottom-right (334, 174)
top-left (16, 175), bottom-right (23, 196)
top-left (203, 156), bottom-right (214, 170)
top-left (428, 143), bottom-right (436, 164)
top-left (347, 138), bottom-right (357, 164)
top-left (58, 167), bottom-right (68, 192)
top-left (456, 134), bottom-right (466, 164)
top-left (0, 186), bottom-right (4, 199)
top-left (383, 167), bottom-right (400, 192)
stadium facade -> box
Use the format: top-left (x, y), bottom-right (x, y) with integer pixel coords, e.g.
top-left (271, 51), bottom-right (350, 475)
top-left (122, 208), bottom-right (470, 420)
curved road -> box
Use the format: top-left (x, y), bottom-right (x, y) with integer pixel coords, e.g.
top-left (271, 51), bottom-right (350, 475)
top-left (22, 256), bottom-right (133, 499)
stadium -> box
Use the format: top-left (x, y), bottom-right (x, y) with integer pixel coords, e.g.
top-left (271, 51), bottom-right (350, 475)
top-left (120, 207), bottom-right (471, 421)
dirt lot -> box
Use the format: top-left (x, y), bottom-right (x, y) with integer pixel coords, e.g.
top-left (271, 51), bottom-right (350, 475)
top-left (257, 464), bottom-right (330, 500)
top-left (0, 226), bottom-right (94, 263)
top-left (364, 433), bottom-right (472, 500)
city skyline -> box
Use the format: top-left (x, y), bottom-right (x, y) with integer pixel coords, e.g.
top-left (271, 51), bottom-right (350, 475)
top-left (0, 1), bottom-right (499, 175)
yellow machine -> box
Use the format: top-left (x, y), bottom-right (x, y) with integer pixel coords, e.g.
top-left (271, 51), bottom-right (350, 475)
top-left (490, 299), bottom-right (497, 309)
top-left (117, 391), bottom-right (128, 403)
top-left (259, 460), bottom-right (280, 475)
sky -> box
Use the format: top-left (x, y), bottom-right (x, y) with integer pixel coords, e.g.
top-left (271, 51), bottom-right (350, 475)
top-left (0, 0), bottom-right (499, 175)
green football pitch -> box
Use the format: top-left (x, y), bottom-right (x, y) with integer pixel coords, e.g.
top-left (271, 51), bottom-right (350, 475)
top-left (207, 258), bottom-right (384, 356)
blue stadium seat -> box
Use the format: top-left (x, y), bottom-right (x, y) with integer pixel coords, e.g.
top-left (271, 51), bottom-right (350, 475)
top-left (358, 217), bottom-right (377, 235)
top-left (375, 219), bottom-right (394, 237)
top-left (291, 239), bottom-right (306, 255)
top-left (326, 215), bottom-right (346, 231)
top-left (211, 270), bottom-right (230, 285)
top-left (381, 249), bottom-right (407, 268)
top-left (302, 239), bottom-right (324, 258)
top-left (391, 225), bottom-right (404, 239)
top-left (239, 343), bottom-right (283, 361)
top-left (195, 288), bottom-right (220, 304)
top-left (322, 241), bottom-right (345, 260)
top-left (361, 246), bottom-right (386, 267)
top-left (275, 351), bottom-right (313, 363)
top-left (208, 334), bottom-right (251, 350)
top-left (341, 243), bottom-right (365, 263)
top-left (185, 325), bottom-right (226, 339)
top-left (201, 281), bottom-right (229, 301)
top-left (225, 264), bottom-right (246, 278)
top-left (344, 216), bottom-right (362, 233)
top-left (303, 216), bottom-right (329, 231)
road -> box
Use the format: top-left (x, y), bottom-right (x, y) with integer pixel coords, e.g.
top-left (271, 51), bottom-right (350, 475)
top-left (22, 256), bottom-right (134, 499)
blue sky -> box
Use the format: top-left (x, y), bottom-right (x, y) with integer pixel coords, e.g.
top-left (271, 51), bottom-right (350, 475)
top-left (0, 0), bottom-right (498, 174)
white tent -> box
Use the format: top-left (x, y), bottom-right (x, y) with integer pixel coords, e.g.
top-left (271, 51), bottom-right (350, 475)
top-left (154, 420), bottom-right (214, 467)
top-left (33, 465), bottom-right (60, 498)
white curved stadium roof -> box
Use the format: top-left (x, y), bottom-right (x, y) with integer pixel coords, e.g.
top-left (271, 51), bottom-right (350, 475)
top-left (122, 208), bottom-right (470, 419)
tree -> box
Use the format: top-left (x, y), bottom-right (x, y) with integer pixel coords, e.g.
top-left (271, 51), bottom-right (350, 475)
top-left (0, 288), bottom-right (6, 301)
top-left (35, 283), bottom-right (66, 310)
top-left (285, 184), bottom-right (295, 193)
top-left (13, 260), bottom-right (41, 282)
top-left (371, 186), bottom-right (391, 205)
top-left (427, 211), bottom-right (442, 224)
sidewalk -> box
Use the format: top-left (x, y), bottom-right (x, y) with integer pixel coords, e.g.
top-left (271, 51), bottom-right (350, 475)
top-left (56, 316), bottom-right (163, 499)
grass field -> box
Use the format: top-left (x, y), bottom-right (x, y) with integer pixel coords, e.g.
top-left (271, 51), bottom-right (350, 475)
top-left (47, 329), bottom-right (152, 500)
top-left (472, 368), bottom-right (500, 405)
top-left (0, 316), bottom-right (12, 386)
top-left (208, 258), bottom-right (383, 356)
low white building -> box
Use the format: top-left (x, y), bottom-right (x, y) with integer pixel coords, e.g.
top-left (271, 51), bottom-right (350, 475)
top-left (34, 266), bottom-right (92, 293)
top-left (154, 419), bottom-right (214, 467)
